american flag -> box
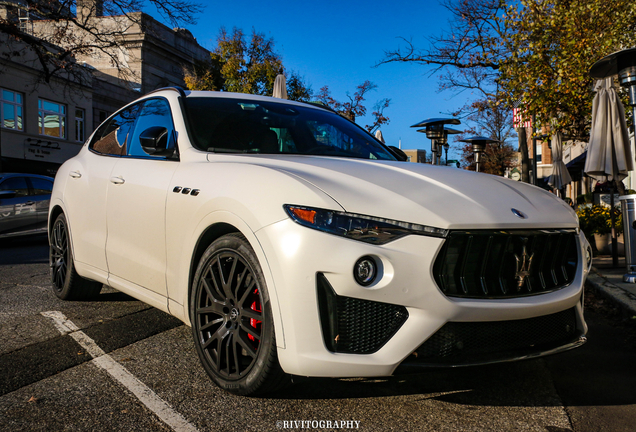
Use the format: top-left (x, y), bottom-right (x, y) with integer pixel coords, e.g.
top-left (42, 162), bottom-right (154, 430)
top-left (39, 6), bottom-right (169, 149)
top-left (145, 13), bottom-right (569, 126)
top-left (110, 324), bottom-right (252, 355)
top-left (513, 101), bottom-right (532, 128)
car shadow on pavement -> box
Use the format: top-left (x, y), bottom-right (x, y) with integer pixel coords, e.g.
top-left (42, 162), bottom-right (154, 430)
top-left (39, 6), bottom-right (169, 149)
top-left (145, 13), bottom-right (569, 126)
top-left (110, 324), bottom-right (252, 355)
top-left (92, 290), bottom-right (139, 302)
top-left (0, 234), bottom-right (49, 265)
top-left (267, 309), bottom-right (636, 407)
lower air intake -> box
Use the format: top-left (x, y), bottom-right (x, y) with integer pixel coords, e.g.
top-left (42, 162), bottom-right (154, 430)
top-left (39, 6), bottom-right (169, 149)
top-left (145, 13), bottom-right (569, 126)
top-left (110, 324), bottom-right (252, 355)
top-left (409, 307), bottom-right (579, 365)
top-left (317, 273), bottom-right (408, 354)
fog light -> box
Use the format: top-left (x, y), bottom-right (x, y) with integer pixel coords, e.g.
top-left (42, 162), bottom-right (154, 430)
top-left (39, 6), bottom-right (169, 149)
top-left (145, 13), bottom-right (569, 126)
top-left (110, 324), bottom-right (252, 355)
top-left (354, 256), bottom-right (377, 286)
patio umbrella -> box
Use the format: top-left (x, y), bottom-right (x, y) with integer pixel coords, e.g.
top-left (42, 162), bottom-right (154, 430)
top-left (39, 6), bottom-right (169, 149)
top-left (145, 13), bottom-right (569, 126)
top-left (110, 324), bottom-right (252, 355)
top-left (547, 132), bottom-right (572, 194)
top-left (583, 77), bottom-right (632, 266)
top-left (273, 72), bottom-right (287, 99)
top-left (583, 77), bottom-right (633, 181)
top-left (375, 130), bottom-right (385, 143)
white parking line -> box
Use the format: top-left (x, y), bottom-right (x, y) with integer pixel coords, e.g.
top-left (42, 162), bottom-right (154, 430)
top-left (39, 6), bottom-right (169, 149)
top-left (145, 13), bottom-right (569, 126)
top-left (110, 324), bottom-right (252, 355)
top-left (41, 311), bottom-right (198, 432)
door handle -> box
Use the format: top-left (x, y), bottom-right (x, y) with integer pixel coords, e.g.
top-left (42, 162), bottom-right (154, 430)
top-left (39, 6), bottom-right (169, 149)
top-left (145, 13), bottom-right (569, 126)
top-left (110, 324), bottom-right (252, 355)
top-left (69, 171), bottom-right (82, 178)
top-left (110, 176), bottom-right (125, 185)
top-left (25, 201), bottom-right (35, 205)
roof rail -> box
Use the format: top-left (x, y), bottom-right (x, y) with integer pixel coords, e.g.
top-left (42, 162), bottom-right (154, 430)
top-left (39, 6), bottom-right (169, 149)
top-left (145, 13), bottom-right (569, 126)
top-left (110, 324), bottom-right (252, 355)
top-left (144, 86), bottom-right (187, 98)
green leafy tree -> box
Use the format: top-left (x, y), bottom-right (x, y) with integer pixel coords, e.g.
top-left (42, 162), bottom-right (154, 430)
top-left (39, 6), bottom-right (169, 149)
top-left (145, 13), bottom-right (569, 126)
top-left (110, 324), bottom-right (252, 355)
top-left (499, 0), bottom-right (636, 140)
top-left (212, 27), bottom-right (281, 95)
top-left (185, 27), bottom-right (313, 101)
top-left (286, 71), bottom-right (313, 102)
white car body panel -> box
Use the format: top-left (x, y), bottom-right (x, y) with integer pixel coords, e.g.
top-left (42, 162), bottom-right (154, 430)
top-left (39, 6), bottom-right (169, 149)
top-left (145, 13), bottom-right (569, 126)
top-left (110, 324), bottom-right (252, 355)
top-left (50, 89), bottom-right (589, 380)
top-left (106, 157), bottom-right (179, 298)
top-left (60, 150), bottom-right (118, 272)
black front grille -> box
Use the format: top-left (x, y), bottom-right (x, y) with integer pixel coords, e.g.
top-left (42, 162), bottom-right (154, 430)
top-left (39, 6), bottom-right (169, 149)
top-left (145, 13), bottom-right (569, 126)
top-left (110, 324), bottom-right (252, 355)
top-left (408, 308), bottom-right (579, 366)
top-left (433, 229), bottom-right (579, 298)
top-left (317, 273), bottom-right (408, 354)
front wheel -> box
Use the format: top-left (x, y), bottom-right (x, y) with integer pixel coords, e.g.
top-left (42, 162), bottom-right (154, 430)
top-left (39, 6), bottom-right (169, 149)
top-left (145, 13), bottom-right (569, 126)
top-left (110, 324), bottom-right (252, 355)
top-left (50, 213), bottom-right (102, 300)
top-left (190, 233), bottom-right (288, 395)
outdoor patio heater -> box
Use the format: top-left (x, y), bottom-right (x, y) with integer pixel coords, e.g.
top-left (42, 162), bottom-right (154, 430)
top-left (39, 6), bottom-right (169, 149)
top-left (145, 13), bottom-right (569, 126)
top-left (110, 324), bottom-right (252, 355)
top-left (443, 127), bottom-right (463, 165)
top-left (590, 47), bottom-right (636, 282)
top-left (412, 118), bottom-right (461, 165)
top-left (460, 136), bottom-right (499, 172)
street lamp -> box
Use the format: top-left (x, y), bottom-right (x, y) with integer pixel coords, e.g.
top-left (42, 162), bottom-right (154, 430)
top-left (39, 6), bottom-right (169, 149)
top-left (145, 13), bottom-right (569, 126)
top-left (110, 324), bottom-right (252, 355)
top-left (590, 47), bottom-right (636, 281)
top-left (411, 118), bottom-right (461, 165)
top-left (460, 136), bottom-right (499, 173)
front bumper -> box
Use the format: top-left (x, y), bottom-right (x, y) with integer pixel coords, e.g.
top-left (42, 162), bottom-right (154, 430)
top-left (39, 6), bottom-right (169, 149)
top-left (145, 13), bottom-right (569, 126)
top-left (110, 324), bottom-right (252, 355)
top-left (255, 219), bottom-right (588, 377)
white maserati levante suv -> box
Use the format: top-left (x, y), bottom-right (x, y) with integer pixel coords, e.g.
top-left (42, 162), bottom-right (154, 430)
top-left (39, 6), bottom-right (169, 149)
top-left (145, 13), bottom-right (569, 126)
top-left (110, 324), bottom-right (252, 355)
top-left (49, 88), bottom-right (590, 395)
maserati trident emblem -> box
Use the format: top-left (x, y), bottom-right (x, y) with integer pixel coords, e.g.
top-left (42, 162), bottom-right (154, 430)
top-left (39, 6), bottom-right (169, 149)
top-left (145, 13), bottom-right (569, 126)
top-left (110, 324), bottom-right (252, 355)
top-left (514, 237), bottom-right (534, 291)
top-left (511, 208), bottom-right (527, 219)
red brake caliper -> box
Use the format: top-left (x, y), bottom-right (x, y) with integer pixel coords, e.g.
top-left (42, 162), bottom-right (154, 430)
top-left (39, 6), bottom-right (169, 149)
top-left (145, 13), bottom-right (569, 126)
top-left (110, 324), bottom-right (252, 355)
top-left (248, 288), bottom-right (262, 343)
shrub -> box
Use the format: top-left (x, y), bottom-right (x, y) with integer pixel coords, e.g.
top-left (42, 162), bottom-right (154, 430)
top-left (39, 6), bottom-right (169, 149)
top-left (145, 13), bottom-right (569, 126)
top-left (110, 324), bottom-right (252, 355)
top-left (576, 204), bottom-right (622, 235)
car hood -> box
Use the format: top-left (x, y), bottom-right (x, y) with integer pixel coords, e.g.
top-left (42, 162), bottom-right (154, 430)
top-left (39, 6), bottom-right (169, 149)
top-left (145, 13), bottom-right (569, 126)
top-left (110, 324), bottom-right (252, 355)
top-left (210, 155), bottom-right (578, 230)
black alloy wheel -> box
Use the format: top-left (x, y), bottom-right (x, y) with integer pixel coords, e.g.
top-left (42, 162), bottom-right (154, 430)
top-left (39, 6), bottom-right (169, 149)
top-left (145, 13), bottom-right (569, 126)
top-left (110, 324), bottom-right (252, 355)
top-left (191, 233), bottom-right (288, 395)
top-left (50, 215), bottom-right (69, 292)
top-left (49, 213), bottom-right (102, 300)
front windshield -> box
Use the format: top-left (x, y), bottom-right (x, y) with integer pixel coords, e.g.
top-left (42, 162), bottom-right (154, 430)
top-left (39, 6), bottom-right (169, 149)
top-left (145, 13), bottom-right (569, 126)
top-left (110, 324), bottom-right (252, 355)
top-left (183, 97), bottom-right (396, 160)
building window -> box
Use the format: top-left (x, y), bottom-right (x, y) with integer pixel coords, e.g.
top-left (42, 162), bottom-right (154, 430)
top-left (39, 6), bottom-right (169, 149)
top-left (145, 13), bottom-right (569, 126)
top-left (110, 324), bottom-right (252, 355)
top-left (38, 99), bottom-right (66, 138)
top-left (75, 108), bottom-right (85, 142)
top-left (536, 142), bottom-right (542, 163)
top-left (1, 89), bottom-right (24, 131)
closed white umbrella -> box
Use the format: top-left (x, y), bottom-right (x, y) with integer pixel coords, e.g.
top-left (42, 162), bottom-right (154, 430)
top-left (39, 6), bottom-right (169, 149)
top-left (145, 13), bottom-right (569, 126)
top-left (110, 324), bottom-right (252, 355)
top-left (375, 130), bottom-right (385, 143)
top-left (548, 132), bottom-right (572, 192)
top-left (273, 72), bottom-right (287, 99)
top-left (583, 77), bottom-right (633, 181)
top-left (583, 77), bottom-right (632, 267)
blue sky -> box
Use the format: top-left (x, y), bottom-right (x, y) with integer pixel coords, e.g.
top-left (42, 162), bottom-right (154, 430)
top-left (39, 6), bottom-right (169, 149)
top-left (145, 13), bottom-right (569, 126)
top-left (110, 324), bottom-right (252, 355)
top-left (166, 0), bottom-right (478, 154)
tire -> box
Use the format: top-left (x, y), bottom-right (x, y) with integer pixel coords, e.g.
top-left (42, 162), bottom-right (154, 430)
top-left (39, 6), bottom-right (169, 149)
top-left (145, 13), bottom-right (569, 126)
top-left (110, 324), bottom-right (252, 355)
top-left (190, 233), bottom-right (289, 395)
top-left (50, 213), bottom-right (102, 300)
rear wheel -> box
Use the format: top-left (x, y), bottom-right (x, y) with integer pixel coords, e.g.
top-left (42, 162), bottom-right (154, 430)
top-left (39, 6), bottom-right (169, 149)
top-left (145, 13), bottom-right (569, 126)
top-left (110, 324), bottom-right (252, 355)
top-left (50, 213), bottom-right (102, 300)
top-left (190, 233), bottom-right (288, 395)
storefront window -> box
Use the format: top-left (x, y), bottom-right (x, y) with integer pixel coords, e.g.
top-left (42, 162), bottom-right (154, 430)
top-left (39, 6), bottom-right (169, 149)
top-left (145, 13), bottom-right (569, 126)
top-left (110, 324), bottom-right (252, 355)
top-left (38, 99), bottom-right (66, 138)
top-left (1, 89), bottom-right (24, 131)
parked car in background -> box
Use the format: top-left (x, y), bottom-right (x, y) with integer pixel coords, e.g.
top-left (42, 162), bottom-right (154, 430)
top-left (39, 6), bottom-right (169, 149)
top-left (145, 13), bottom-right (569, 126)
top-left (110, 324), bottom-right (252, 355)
top-left (49, 88), bottom-right (591, 396)
top-left (0, 173), bottom-right (54, 239)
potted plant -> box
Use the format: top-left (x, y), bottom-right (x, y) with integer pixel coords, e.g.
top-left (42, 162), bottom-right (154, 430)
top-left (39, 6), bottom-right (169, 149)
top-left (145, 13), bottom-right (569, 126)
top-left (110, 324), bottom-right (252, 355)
top-left (576, 204), bottom-right (623, 255)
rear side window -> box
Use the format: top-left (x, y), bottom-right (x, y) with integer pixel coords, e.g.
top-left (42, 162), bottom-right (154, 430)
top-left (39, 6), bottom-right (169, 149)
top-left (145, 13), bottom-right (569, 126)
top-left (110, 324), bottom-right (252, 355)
top-left (29, 178), bottom-right (53, 195)
top-left (90, 104), bottom-right (140, 156)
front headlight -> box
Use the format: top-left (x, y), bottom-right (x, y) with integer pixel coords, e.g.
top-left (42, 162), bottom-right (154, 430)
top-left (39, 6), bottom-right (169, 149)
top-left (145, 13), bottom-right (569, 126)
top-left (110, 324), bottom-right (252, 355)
top-left (284, 205), bottom-right (448, 245)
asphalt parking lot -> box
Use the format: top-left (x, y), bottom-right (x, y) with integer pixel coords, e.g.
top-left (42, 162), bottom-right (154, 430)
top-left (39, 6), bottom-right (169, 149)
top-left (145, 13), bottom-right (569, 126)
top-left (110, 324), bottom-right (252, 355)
top-left (1, 235), bottom-right (636, 432)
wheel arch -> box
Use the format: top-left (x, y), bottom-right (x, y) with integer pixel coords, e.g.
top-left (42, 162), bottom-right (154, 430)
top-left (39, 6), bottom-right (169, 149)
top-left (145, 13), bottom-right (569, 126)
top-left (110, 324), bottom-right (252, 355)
top-left (184, 217), bottom-right (286, 349)
top-left (48, 204), bottom-right (65, 238)
top-left (187, 222), bottom-right (239, 295)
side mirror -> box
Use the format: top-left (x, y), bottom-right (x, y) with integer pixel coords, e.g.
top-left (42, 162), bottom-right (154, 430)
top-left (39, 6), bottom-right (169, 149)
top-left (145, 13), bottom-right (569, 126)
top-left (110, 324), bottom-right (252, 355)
top-left (0, 190), bottom-right (17, 200)
top-left (388, 145), bottom-right (408, 162)
top-left (139, 126), bottom-right (173, 156)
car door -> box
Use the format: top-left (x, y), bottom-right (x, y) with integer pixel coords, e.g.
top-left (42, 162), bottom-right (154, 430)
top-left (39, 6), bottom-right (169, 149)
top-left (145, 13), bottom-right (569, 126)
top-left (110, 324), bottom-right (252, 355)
top-left (63, 105), bottom-right (138, 272)
top-left (0, 176), bottom-right (36, 235)
top-left (105, 97), bottom-right (178, 298)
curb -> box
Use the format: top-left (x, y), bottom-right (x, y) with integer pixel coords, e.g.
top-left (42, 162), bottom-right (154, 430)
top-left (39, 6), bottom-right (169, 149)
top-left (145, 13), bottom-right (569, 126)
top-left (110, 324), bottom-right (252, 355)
top-left (587, 268), bottom-right (636, 318)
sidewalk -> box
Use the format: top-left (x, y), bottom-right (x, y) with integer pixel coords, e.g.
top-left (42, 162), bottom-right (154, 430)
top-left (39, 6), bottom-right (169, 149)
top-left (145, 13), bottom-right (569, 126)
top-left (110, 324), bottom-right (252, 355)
top-left (587, 255), bottom-right (636, 317)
